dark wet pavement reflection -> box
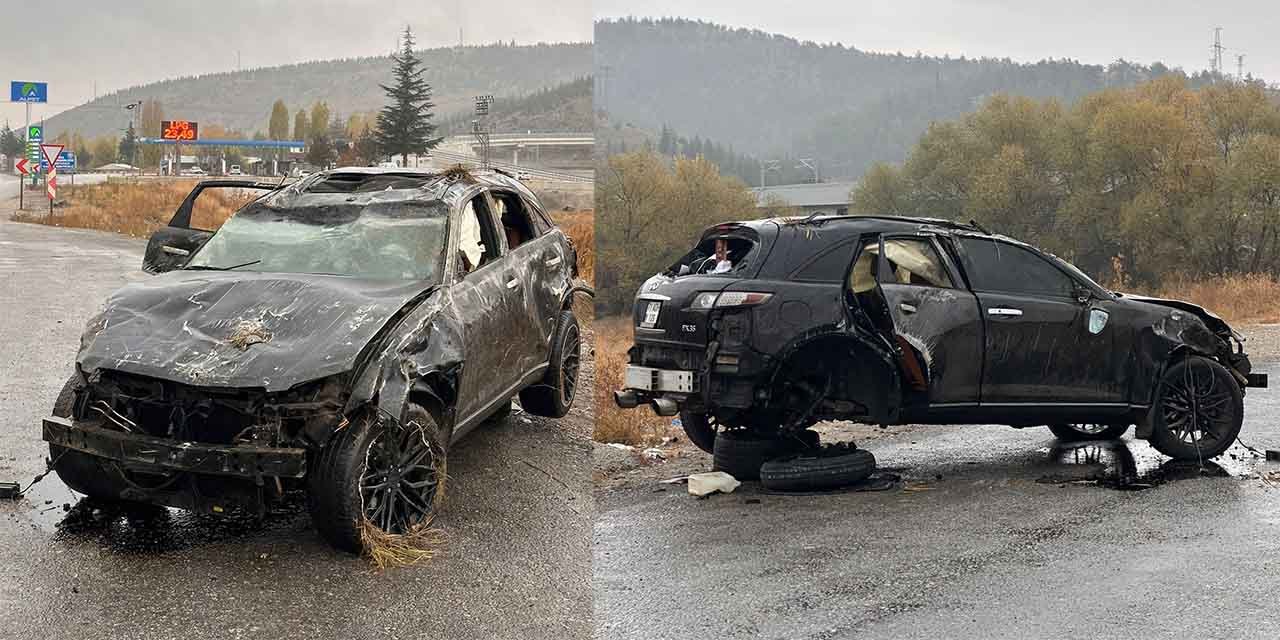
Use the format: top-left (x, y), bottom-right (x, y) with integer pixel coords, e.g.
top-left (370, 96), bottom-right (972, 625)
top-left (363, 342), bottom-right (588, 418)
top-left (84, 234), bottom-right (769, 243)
top-left (51, 493), bottom-right (310, 554)
top-left (1041, 438), bottom-right (1237, 490)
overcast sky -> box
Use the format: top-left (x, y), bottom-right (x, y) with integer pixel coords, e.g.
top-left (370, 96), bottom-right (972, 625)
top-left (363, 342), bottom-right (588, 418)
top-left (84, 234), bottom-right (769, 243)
top-left (597, 0), bottom-right (1279, 81)
top-left (1, 0), bottom-right (590, 127)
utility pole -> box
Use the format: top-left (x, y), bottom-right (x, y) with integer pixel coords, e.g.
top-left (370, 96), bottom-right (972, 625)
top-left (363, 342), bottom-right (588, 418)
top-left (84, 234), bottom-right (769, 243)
top-left (1237, 54), bottom-right (1245, 80)
top-left (1210, 27), bottom-right (1224, 79)
top-left (797, 158), bottom-right (819, 183)
top-left (472, 94), bottom-right (493, 168)
top-left (760, 159), bottom-right (780, 188)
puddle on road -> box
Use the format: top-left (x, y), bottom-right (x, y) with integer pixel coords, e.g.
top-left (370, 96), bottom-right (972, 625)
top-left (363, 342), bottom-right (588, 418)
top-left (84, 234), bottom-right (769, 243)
top-left (49, 495), bottom-right (309, 554)
top-left (1038, 438), bottom-right (1253, 491)
top-left (12, 472), bottom-right (309, 554)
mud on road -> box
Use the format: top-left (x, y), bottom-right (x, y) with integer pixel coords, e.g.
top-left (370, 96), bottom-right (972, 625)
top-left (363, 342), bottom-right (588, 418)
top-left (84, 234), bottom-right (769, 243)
top-left (0, 219), bottom-right (593, 640)
top-left (594, 326), bottom-right (1280, 640)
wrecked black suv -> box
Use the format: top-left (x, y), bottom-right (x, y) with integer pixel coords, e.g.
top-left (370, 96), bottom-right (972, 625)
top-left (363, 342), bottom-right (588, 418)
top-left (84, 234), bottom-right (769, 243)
top-left (615, 215), bottom-right (1265, 469)
top-left (44, 167), bottom-right (586, 552)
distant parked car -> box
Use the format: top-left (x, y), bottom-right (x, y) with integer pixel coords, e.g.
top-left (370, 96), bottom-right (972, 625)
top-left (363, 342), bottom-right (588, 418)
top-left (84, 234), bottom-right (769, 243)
top-left (228, 165), bottom-right (243, 176)
top-left (181, 166), bottom-right (206, 176)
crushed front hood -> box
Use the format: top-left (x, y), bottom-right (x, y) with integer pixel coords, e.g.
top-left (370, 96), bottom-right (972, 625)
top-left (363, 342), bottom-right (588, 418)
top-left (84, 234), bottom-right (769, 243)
top-left (78, 270), bottom-right (433, 391)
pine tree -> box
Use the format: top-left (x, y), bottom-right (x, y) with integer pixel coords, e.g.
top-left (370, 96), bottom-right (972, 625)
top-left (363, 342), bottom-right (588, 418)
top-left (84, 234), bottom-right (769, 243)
top-left (118, 122), bottom-right (139, 165)
top-left (375, 26), bottom-right (442, 165)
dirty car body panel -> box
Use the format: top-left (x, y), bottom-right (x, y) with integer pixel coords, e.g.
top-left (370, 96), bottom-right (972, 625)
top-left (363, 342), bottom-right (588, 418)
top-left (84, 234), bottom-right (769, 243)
top-left (616, 215), bottom-right (1261, 445)
top-left (46, 168), bottom-right (582, 518)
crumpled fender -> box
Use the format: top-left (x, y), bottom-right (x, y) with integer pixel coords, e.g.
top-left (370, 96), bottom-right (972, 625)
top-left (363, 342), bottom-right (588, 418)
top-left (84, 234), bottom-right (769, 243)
top-left (344, 289), bottom-right (466, 435)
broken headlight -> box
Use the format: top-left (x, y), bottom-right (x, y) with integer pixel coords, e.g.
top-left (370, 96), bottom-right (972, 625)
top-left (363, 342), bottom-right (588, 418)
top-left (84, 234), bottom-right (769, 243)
top-left (692, 291), bottom-right (773, 309)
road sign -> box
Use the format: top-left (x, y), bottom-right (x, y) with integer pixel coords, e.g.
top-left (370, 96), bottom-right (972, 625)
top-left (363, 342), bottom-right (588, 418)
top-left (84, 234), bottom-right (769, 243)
top-left (15, 158), bottom-right (34, 175)
top-left (39, 150), bottom-right (76, 172)
top-left (10, 81), bottom-right (47, 103)
top-left (40, 144), bottom-right (64, 167)
top-left (47, 166), bottom-right (56, 201)
top-left (26, 125), bottom-right (42, 142)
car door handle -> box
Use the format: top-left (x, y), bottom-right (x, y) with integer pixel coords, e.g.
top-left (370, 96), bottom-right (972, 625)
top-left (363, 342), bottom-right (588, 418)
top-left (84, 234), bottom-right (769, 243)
top-left (545, 256), bottom-right (561, 267)
top-left (898, 302), bottom-right (917, 314)
top-left (505, 277), bottom-right (519, 290)
top-left (161, 245), bottom-right (190, 256)
top-left (988, 307), bottom-right (1023, 317)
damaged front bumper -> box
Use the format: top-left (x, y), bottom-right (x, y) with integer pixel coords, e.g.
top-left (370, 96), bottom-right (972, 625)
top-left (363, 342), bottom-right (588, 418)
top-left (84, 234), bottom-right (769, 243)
top-left (615, 365), bottom-right (696, 416)
top-left (43, 416), bottom-right (307, 479)
top-left (43, 416), bottom-right (307, 513)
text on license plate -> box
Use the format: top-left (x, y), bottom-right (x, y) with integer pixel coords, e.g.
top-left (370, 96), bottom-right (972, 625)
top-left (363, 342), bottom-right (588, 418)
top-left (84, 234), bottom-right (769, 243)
top-left (643, 301), bottom-right (661, 327)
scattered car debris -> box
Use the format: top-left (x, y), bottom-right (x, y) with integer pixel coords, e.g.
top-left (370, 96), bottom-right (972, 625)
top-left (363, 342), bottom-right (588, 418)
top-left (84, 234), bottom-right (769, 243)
top-left (641, 447), bottom-right (666, 461)
top-left (687, 471), bottom-right (741, 497)
top-left (0, 482), bottom-right (20, 500)
top-left (1266, 449), bottom-right (1280, 462)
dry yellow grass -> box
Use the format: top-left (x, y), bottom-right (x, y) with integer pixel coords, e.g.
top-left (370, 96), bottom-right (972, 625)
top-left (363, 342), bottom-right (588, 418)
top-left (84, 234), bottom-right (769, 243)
top-left (592, 316), bottom-right (676, 445)
top-left (1119, 274), bottom-right (1280, 325)
top-left (13, 179), bottom-right (256, 237)
top-left (551, 209), bottom-right (594, 286)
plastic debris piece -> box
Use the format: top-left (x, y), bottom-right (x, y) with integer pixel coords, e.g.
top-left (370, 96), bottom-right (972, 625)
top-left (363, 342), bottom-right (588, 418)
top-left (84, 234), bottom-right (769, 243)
top-left (0, 482), bottom-right (19, 499)
top-left (641, 447), bottom-right (666, 461)
top-left (1265, 449), bottom-right (1280, 462)
top-left (687, 471), bottom-right (741, 497)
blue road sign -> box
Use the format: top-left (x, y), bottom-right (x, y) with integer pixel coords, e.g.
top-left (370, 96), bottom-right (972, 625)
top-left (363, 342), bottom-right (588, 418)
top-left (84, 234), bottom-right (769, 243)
top-left (10, 81), bottom-right (47, 103)
top-left (39, 151), bottom-right (76, 172)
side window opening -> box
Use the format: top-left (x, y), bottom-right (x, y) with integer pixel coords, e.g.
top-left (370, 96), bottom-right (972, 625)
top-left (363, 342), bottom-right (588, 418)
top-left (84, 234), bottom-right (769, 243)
top-left (457, 196), bottom-right (500, 279)
top-left (957, 237), bottom-right (1075, 297)
top-left (847, 237), bottom-right (952, 293)
top-left (491, 191), bottom-right (538, 251)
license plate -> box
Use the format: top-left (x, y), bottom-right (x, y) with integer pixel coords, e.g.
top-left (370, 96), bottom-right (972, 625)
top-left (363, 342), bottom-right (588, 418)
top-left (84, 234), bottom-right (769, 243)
top-left (624, 366), bottom-right (694, 393)
top-left (642, 301), bottom-right (661, 327)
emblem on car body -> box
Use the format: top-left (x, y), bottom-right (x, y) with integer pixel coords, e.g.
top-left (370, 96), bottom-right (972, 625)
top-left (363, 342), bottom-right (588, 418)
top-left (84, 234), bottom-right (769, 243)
top-left (682, 324), bottom-right (697, 333)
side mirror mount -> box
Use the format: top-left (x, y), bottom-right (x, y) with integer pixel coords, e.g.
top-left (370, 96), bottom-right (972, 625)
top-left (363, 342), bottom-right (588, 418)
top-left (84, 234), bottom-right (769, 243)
top-left (677, 264), bottom-right (691, 276)
top-left (1073, 283), bottom-right (1092, 305)
top-left (143, 226), bottom-right (213, 274)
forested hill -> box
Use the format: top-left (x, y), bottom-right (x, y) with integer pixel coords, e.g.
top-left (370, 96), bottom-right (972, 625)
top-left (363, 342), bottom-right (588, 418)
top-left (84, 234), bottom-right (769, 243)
top-left (44, 42), bottom-right (591, 139)
top-left (440, 76), bottom-right (593, 135)
top-left (595, 18), bottom-right (1216, 179)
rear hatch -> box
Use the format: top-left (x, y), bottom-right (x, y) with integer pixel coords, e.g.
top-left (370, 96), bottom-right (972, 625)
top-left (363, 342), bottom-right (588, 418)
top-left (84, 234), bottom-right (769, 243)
top-left (631, 224), bottom-right (768, 365)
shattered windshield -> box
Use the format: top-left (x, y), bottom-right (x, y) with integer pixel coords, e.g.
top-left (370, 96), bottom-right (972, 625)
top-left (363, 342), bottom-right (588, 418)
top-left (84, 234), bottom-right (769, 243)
top-left (187, 197), bottom-right (449, 281)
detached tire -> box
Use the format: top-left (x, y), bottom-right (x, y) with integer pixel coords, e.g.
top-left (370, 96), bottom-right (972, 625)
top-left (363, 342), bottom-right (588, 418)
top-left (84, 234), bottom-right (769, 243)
top-left (49, 374), bottom-right (130, 500)
top-left (307, 405), bottom-right (447, 554)
top-left (713, 430), bottom-right (817, 481)
top-left (519, 310), bottom-right (581, 418)
top-left (1047, 423), bottom-right (1130, 441)
top-left (1148, 355), bottom-right (1243, 461)
top-left (760, 447), bottom-right (877, 492)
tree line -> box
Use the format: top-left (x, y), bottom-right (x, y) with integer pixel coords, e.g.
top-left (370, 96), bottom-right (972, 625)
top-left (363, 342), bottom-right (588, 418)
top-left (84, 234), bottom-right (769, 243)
top-left (851, 77), bottom-right (1280, 286)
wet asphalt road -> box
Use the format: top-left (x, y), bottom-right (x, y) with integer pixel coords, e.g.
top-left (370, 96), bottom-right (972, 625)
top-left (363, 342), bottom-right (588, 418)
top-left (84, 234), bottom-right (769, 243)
top-left (595, 336), bottom-right (1280, 639)
top-left (0, 219), bottom-right (592, 639)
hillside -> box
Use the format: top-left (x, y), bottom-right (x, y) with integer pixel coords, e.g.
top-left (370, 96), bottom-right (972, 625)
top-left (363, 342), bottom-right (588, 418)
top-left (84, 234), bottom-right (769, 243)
top-left (45, 41), bottom-right (591, 139)
top-left (440, 76), bottom-right (593, 135)
top-left (595, 17), bottom-right (1217, 180)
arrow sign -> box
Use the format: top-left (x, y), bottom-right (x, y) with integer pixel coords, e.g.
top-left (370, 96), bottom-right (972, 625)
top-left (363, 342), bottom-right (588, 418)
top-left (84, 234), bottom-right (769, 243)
top-left (40, 144), bottom-right (65, 167)
top-left (15, 158), bottom-right (34, 175)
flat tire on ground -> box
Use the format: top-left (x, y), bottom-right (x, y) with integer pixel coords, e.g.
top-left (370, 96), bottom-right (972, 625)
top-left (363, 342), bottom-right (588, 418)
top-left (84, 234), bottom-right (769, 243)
top-left (759, 447), bottom-right (877, 492)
